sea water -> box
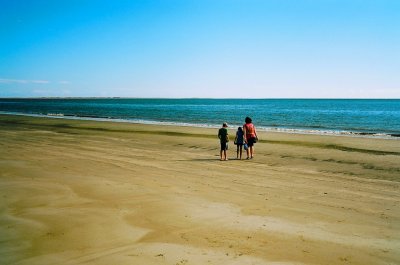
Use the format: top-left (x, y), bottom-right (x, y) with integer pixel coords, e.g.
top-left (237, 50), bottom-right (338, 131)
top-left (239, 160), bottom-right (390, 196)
top-left (0, 98), bottom-right (399, 138)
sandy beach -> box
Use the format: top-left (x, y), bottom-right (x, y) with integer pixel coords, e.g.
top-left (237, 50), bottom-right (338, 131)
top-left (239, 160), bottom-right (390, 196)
top-left (0, 114), bottom-right (399, 265)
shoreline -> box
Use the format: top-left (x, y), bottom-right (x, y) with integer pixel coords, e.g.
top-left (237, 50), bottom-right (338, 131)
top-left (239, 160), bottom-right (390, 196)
top-left (1, 113), bottom-right (399, 161)
top-left (1, 111), bottom-right (399, 140)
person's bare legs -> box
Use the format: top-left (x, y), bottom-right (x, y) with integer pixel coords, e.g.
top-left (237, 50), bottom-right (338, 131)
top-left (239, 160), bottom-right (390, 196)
top-left (236, 145), bottom-right (239, 159)
top-left (250, 146), bottom-right (254, 158)
top-left (239, 146), bottom-right (242, 159)
top-left (224, 149), bottom-right (228, 160)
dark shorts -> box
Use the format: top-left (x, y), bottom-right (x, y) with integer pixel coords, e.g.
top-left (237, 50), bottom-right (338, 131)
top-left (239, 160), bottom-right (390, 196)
top-left (220, 141), bottom-right (228, 150)
top-left (247, 137), bottom-right (256, 147)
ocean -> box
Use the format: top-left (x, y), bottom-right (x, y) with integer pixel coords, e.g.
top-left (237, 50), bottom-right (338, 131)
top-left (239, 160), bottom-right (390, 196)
top-left (0, 98), bottom-right (399, 138)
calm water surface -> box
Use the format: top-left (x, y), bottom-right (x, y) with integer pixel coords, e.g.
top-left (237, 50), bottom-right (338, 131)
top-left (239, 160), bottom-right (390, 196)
top-left (1, 98), bottom-right (399, 137)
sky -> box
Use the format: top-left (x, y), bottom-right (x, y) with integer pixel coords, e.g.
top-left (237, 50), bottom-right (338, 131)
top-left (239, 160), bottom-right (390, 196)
top-left (0, 0), bottom-right (399, 98)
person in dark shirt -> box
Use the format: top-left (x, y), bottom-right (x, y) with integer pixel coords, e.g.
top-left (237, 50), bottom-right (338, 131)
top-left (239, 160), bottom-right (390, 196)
top-left (218, 122), bottom-right (229, 161)
top-left (234, 127), bottom-right (244, 159)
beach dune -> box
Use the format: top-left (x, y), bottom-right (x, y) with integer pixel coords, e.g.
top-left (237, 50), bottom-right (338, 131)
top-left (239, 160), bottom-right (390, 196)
top-left (0, 114), bottom-right (399, 265)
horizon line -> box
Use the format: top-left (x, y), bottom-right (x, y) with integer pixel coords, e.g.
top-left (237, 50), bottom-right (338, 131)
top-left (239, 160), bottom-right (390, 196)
top-left (0, 97), bottom-right (399, 100)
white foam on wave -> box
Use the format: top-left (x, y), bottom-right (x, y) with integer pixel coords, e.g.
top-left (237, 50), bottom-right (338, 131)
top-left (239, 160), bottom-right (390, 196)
top-left (0, 111), bottom-right (398, 140)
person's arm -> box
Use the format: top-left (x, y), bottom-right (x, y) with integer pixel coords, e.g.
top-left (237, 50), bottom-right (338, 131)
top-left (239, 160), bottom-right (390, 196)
top-left (243, 126), bottom-right (247, 143)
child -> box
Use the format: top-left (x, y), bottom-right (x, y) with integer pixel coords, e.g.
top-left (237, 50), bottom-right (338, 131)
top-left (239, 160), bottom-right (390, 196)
top-left (218, 122), bottom-right (229, 161)
top-left (234, 127), bottom-right (244, 159)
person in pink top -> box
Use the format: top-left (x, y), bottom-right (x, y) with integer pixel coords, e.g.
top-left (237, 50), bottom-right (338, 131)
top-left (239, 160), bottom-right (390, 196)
top-left (243, 116), bottom-right (258, 159)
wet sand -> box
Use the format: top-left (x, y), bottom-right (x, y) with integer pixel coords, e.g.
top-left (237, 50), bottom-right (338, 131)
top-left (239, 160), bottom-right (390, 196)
top-left (0, 114), bottom-right (399, 265)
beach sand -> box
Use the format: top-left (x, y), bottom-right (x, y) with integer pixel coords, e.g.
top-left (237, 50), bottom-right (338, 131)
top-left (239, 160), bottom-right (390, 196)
top-left (0, 114), bottom-right (399, 265)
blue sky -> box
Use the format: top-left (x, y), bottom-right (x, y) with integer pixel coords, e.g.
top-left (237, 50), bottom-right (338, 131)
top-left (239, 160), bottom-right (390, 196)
top-left (1, 0), bottom-right (399, 98)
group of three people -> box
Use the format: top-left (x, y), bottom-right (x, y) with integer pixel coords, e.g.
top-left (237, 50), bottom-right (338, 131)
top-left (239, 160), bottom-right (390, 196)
top-left (218, 116), bottom-right (258, 161)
